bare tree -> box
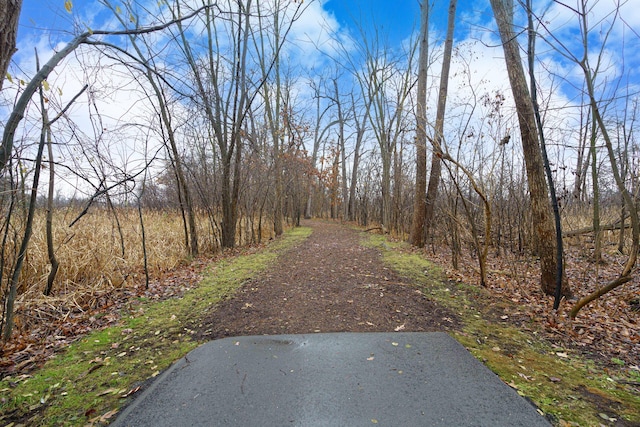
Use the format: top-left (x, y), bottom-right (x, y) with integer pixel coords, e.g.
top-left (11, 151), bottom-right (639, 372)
top-left (566, 0), bottom-right (639, 317)
top-left (489, 0), bottom-right (569, 297)
top-left (528, 0), bottom-right (638, 314)
top-left (3, 53), bottom-right (51, 340)
top-left (526, 0), bottom-right (567, 307)
top-left (100, 0), bottom-right (200, 256)
top-left (347, 91), bottom-right (372, 222)
top-left (253, 0), bottom-right (305, 235)
top-left (425, 0), bottom-right (458, 244)
top-left (410, 0), bottom-right (429, 247)
top-left (304, 75), bottom-right (336, 219)
top-left (365, 36), bottom-right (416, 233)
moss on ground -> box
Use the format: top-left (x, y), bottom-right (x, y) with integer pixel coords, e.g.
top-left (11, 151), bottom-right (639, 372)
top-left (365, 233), bottom-right (640, 426)
top-left (0, 226), bottom-right (312, 426)
top-left (3, 226), bottom-right (637, 426)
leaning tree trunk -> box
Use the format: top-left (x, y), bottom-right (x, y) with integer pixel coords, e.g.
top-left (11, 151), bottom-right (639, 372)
top-left (490, 0), bottom-right (570, 297)
top-left (570, 51), bottom-right (640, 317)
top-left (3, 68), bottom-right (47, 341)
top-left (424, 0), bottom-right (457, 240)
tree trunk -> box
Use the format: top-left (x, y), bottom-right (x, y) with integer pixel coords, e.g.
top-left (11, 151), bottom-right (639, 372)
top-left (3, 69), bottom-right (46, 340)
top-left (381, 149), bottom-right (392, 232)
top-left (589, 117), bottom-right (602, 262)
top-left (424, 0), bottom-right (457, 240)
top-left (410, 0), bottom-right (429, 247)
top-left (334, 80), bottom-right (348, 221)
top-left (0, 0), bottom-right (21, 93)
top-left (348, 95), bottom-right (372, 222)
top-left (44, 117), bottom-right (58, 296)
top-left (490, 0), bottom-right (562, 296)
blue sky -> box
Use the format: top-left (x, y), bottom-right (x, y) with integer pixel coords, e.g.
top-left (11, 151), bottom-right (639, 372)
top-left (14, 0), bottom-right (491, 52)
top-left (6, 0), bottom-right (640, 195)
top-left (10, 0), bottom-right (640, 125)
top-left (321, 0), bottom-right (493, 46)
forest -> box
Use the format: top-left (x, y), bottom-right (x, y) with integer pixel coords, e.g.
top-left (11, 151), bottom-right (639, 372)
top-left (0, 0), bottom-right (638, 398)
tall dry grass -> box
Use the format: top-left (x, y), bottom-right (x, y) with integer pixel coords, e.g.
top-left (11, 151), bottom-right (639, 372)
top-left (0, 205), bottom-right (278, 340)
top-left (3, 208), bottom-right (200, 305)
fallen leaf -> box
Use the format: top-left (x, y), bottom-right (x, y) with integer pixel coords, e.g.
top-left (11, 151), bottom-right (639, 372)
top-left (599, 413), bottom-right (617, 422)
top-left (120, 386), bottom-right (141, 398)
top-left (88, 363), bottom-right (104, 374)
top-left (100, 408), bottom-right (119, 421)
top-left (518, 372), bottom-right (533, 381)
top-left (394, 324), bottom-right (405, 331)
top-left (556, 352), bottom-right (569, 359)
top-left (97, 388), bottom-right (119, 397)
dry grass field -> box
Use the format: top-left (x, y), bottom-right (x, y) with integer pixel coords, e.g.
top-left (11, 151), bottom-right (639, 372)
top-left (0, 207), bottom-right (259, 340)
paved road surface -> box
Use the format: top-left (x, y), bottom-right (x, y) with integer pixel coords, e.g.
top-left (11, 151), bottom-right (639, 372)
top-left (112, 332), bottom-right (551, 426)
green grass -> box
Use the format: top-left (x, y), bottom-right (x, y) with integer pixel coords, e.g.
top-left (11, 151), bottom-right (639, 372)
top-left (3, 225), bottom-right (637, 426)
top-left (364, 233), bottom-right (640, 426)
top-left (0, 226), bottom-right (312, 426)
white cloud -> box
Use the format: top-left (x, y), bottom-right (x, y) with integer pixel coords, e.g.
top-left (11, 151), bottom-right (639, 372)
top-left (286, 0), bottom-right (354, 68)
top-left (2, 30), bottom-right (169, 198)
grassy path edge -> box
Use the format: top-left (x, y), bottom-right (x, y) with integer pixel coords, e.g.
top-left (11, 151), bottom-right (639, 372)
top-left (364, 232), bottom-right (639, 426)
top-left (3, 224), bottom-right (638, 426)
top-left (0, 226), bottom-right (312, 426)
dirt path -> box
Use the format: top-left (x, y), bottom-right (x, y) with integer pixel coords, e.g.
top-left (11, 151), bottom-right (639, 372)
top-left (197, 220), bottom-right (459, 340)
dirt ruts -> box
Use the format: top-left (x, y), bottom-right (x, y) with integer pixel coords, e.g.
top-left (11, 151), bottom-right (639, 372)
top-left (195, 220), bottom-right (459, 340)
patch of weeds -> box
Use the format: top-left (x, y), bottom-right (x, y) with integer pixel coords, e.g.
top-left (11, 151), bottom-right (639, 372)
top-left (362, 234), bottom-right (443, 283)
top-left (0, 226), bottom-right (313, 426)
top-left (611, 357), bottom-right (626, 366)
top-left (366, 232), bottom-right (640, 426)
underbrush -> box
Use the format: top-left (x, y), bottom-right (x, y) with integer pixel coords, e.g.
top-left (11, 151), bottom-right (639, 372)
top-left (1, 208), bottom-right (274, 339)
top-left (0, 226), bottom-right (311, 426)
top-left (365, 232), bottom-right (640, 426)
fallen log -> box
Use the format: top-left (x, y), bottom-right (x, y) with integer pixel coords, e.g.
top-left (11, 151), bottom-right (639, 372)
top-left (563, 217), bottom-right (630, 237)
